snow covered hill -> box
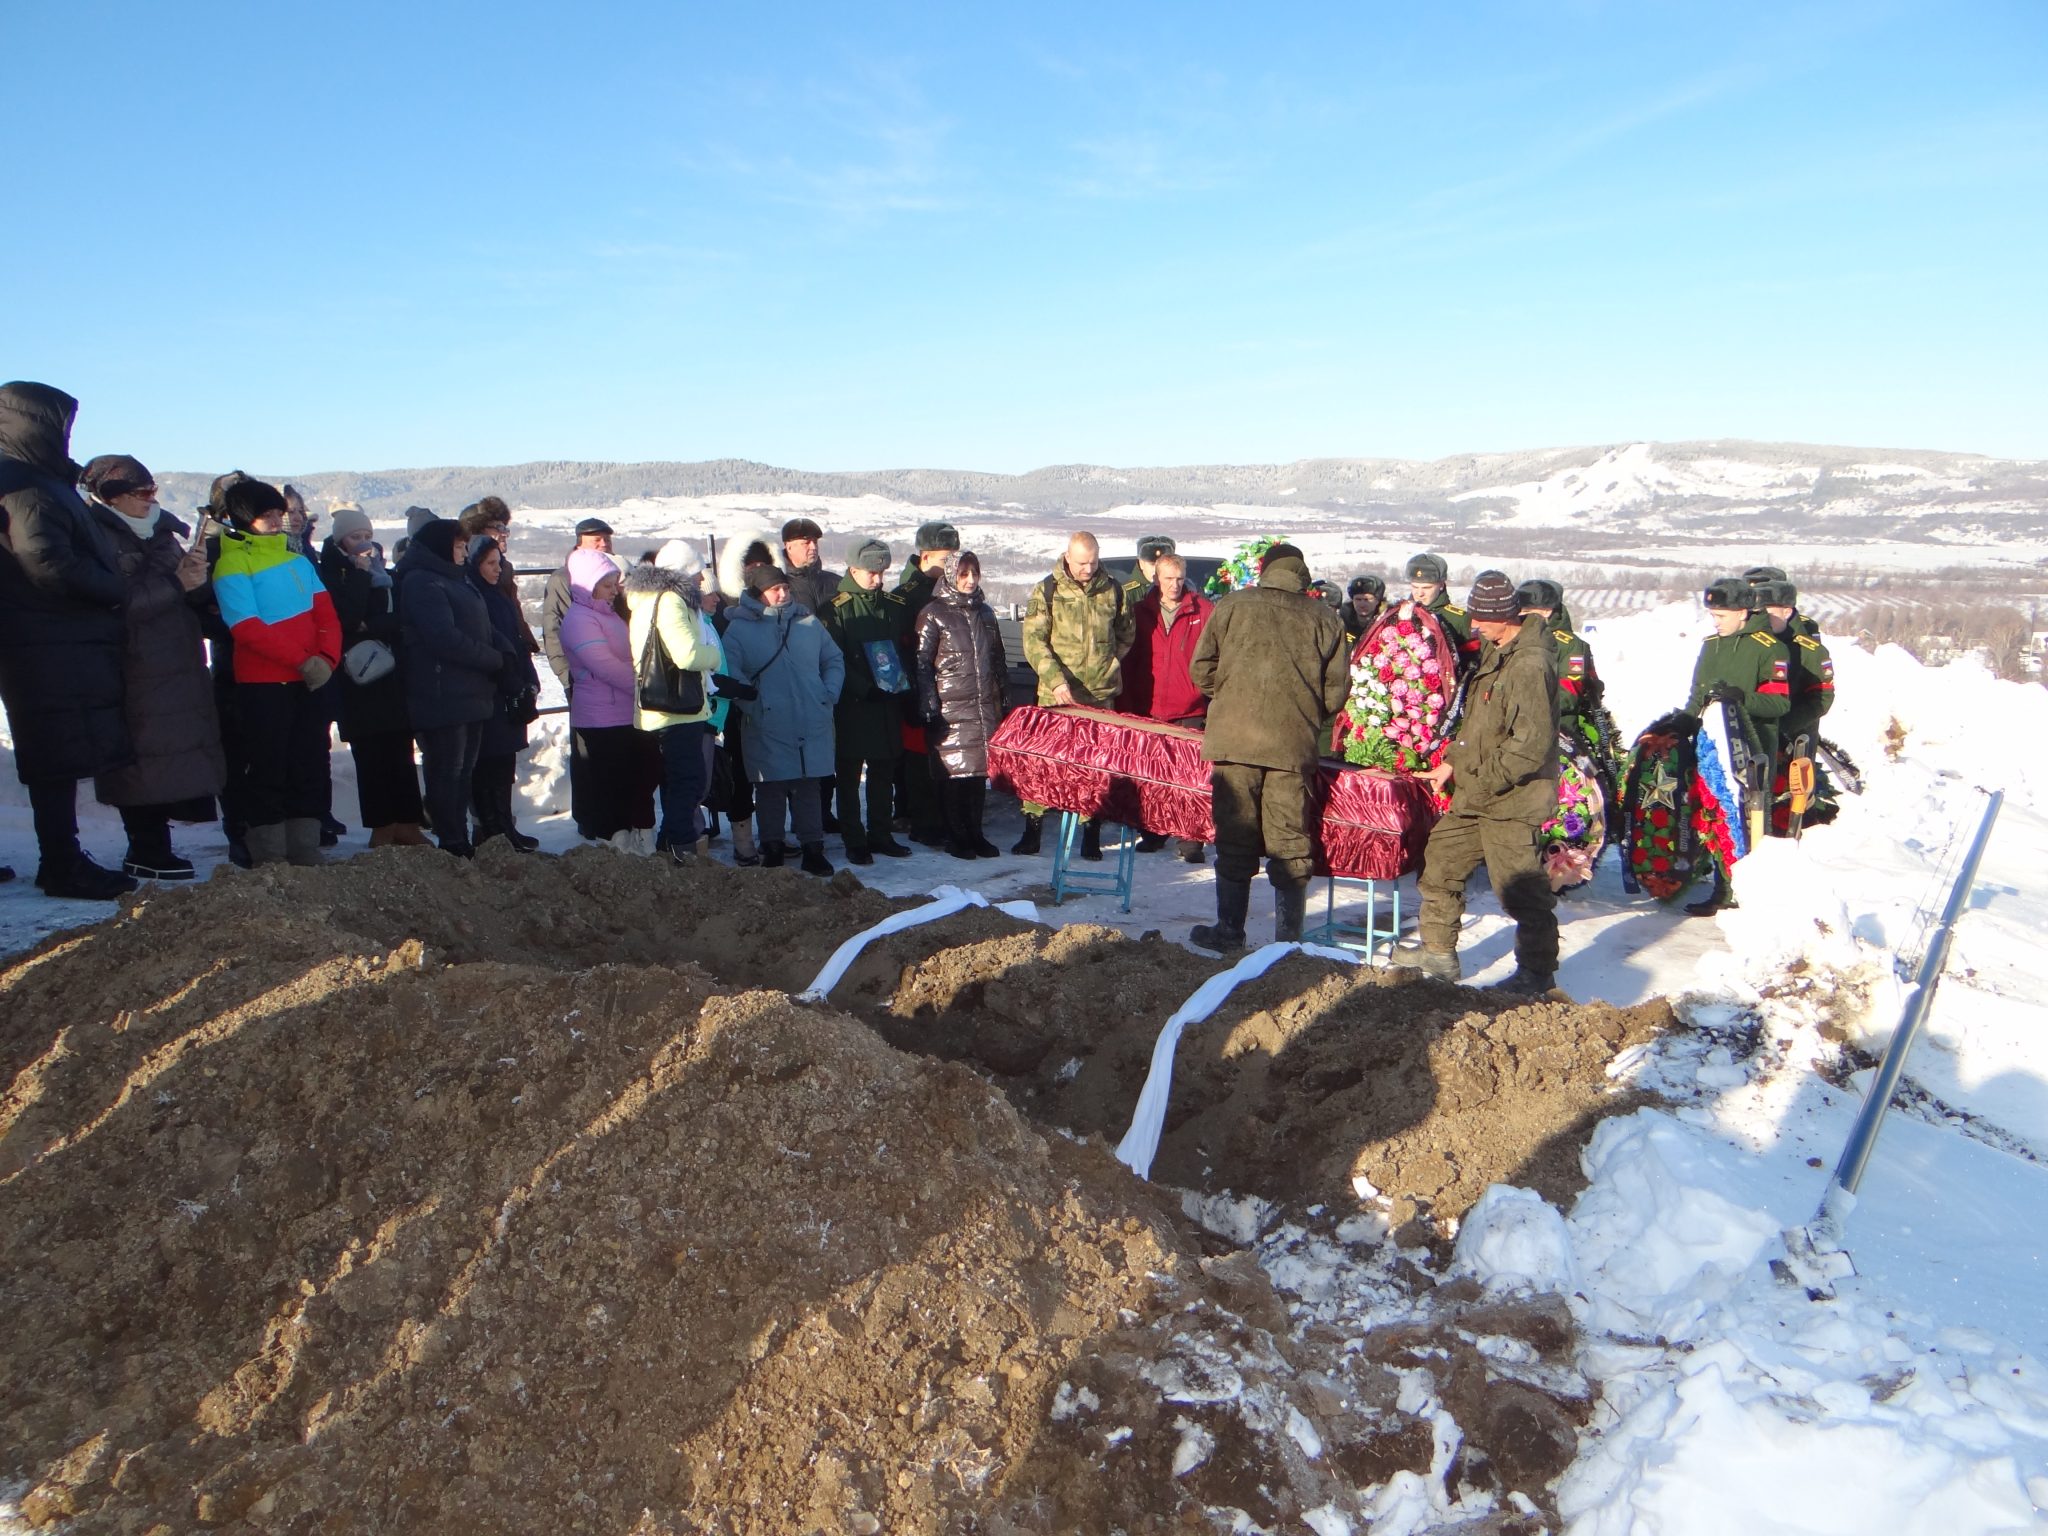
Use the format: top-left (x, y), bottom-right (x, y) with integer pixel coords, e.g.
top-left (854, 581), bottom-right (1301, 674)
top-left (152, 439), bottom-right (2048, 571)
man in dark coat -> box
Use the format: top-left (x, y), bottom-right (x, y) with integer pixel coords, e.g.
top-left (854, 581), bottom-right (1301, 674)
top-left (822, 537), bottom-right (913, 864)
top-left (0, 382), bottom-right (137, 899)
top-left (542, 517), bottom-right (614, 690)
top-left (895, 520), bottom-right (961, 846)
top-left (1394, 572), bottom-right (1561, 993)
top-left (1186, 544), bottom-right (1350, 950)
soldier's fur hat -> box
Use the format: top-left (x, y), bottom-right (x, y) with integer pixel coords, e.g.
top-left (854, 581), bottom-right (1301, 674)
top-left (1405, 552), bottom-right (1448, 584)
top-left (1703, 576), bottom-right (1757, 611)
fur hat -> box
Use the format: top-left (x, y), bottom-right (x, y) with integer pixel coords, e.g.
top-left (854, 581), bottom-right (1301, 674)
top-left (328, 505), bottom-right (373, 544)
top-left (1515, 577), bottom-right (1564, 613)
top-left (782, 516), bottom-right (824, 543)
top-left (716, 523), bottom-right (778, 600)
top-left (654, 539), bottom-right (704, 578)
top-left (1465, 570), bottom-right (1520, 621)
top-left (845, 537), bottom-right (891, 574)
top-left (1755, 578), bottom-right (1798, 608)
top-left (1703, 576), bottom-right (1756, 612)
top-left (567, 546), bottom-right (620, 597)
top-left (1348, 574), bottom-right (1385, 599)
top-left (459, 502), bottom-right (507, 535)
top-left (1406, 552), bottom-right (1449, 584)
top-left (80, 453), bottom-right (154, 501)
top-left (1136, 533), bottom-right (1176, 561)
top-left (1743, 565), bottom-right (1788, 586)
top-left (913, 521), bottom-right (961, 553)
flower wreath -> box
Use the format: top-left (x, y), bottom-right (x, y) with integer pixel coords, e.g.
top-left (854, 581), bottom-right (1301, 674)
top-left (1618, 711), bottom-right (1704, 903)
top-left (1332, 600), bottom-right (1456, 778)
top-left (1540, 734), bottom-right (1608, 892)
top-left (1202, 535), bottom-right (1284, 599)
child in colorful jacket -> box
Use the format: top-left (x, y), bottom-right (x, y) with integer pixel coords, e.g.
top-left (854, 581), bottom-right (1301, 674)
top-left (211, 478), bottom-right (343, 866)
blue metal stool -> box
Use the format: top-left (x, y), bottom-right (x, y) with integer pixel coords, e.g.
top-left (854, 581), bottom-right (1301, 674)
top-left (1304, 875), bottom-right (1402, 962)
top-left (1049, 811), bottom-right (1137, 912)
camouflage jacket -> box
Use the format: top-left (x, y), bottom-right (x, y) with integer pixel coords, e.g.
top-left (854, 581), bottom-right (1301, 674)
top-left (1687, 613), bottom-right (1792, 763)
top-left (1446, 616), bottom-right (1559, 821)
top-left (1021, 562), bottom-right (1135, 706)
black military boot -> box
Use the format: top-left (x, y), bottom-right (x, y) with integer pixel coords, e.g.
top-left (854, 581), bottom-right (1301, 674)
top-left (1490, 967), bottom-right (1557, 996)
top-left (760, 841), bottom-right (787, 869)
top-left (799, 841), bottom-right (835, 877)
top-left (1274, 882), bottom-right (1309, 943)
top-left (1080, 819), bottom-right (1104, 862)
top-left (1389, 943), bottom-right (1461, 981)
top-left (1683, 870), bottom-right (1735, 917)
top-left (1010, 813), bottom-right (1043, 856)
top-left (1191, 876), bottom-right (1251, 953)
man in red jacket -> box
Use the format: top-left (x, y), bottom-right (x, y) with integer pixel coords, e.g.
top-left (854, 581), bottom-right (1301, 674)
top-left (1116, 552), bottom-right (1213, 861)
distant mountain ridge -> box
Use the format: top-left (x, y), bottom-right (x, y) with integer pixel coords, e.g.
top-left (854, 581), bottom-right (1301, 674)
top-left (153, 440), bottom-right (2048, 544)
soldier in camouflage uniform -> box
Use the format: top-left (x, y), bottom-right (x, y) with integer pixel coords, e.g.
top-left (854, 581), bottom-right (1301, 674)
top-left (1013, 531), bottom-right (1136, 855)
top-left (1406, 552), bottom-right (1479, 677)
top-left (1752, 574), bottom-right (1836, 832)
top-left (1392, 572), bottom-right (1562, 994)
top-left (1514, 578), bottom-right (1602, 734)
top-left (1682, 576), bottom-right (1792, 913)
top-left (1124, 533), bottom-right (1175, 606)
top-left (1344, 574), bottom-right (1385, 642)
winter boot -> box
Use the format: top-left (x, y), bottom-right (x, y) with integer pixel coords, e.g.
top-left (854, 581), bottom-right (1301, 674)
top-left (1136, 831), bottom-right (1168, 853)
top-left (227, 835), bottom-right (253, 870)
top-left (1010, 813), bottom-right (1043, 856)
top-left (1177, 839), bottom-right (1206, 865)
top-left (1489, 968), bottom-right (1557, 996)
top-left (244, 823), bottom-right (289, 868)
top-left (799, 841), bottom-right (834, 877)
top-left (870, 835), bottom-right (912, 858)
top-left (731, 822), bottom-right (762, 867)
top-left (760, 840), bottom-right (786, 869)
top-left (37, 854), bottom-right (137, 901)
top-left (846, 843), bottom-right (875, 866)
top-left (122, 825), bottom-right (195, 882)
top-left (1274, 882), bottom-right (1309, 944)
top-left (1190, 876), bottom-right (1252, 954)
top-left (1683, 871), bottom-right (1735, 917)
top-left (1080, 818), bottom-right (1104, 862)
top-left (1389, 943), bottom-right (1461, 982)
top-left (284, 819), bottom-right (326, 868)
top-left (964, 781), bottom-right (1000, 858)
top-left (320, 813), bottom-right (346, 848)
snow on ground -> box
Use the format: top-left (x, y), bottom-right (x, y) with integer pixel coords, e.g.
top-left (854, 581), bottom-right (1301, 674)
top-left (5, 535), bottom-right (2048, 1529)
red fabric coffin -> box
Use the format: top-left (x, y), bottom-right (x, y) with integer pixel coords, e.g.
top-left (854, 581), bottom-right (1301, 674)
top-left (987, 705), bottom-right (1437, 879)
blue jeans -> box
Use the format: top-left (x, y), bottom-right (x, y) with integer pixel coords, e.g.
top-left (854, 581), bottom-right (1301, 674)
top-left (656, 720), bottom-right (712, 849)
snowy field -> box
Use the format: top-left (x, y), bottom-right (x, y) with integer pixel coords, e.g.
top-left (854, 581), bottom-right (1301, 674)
top-left (5, 507), bottom-right (2048, 1530)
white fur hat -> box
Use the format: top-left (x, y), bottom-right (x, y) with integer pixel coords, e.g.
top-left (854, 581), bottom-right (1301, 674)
top-left (655, 539), bottom-right (705, 578)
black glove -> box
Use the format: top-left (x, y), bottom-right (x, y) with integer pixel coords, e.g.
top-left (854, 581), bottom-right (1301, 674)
top-left (711, 674), bottom-right (757, 702)
top-left (1707, 683), bottom-right (1743, 706)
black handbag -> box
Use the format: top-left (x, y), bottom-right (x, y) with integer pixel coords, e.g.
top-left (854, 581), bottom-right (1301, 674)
top-left (637, 595), bottom-right (705, 715)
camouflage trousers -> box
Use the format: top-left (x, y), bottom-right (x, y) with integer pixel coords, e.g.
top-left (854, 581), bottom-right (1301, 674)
top-left (1210, 762), bottom-right (1315, 887)
top-left (1417, 811), bottom-right (1558, 974)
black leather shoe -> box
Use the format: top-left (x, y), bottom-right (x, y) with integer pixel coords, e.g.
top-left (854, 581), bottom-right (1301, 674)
top-left (870, 838), bottom-right (913, 858)
top-left (38, 856), bottom-right (138, 901)
top-left (846, 846), bottom-right (874, 866)
top-left (1135, 832), bottom-right (1168, 852)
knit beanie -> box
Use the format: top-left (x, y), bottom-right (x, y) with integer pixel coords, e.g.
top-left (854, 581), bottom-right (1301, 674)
top-left (846, 537), bottom-right (891, 574)
top-left (1465, 570), bottom-right (1520, 621)
top-left (329, 505), bottom-right (373, 544)
top-left (746, 563), bottom-right (791, 597)
top-left (404, 506), bottom-right (436, 539)
top-left (654, 539), bottom-right (704, 578)
top-left (567, 546), bottom-right (620, 597)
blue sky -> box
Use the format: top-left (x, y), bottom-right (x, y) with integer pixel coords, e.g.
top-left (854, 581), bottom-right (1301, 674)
top-left (12, 1), bottom-right (2046, 472)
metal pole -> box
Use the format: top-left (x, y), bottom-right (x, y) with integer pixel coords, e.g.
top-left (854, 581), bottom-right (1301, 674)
top-left (1826, 787), bottom-right (2004, 1203)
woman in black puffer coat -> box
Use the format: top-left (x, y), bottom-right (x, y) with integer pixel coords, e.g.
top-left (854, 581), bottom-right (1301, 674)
top-left (319, 509), bottom-right (427, 846)
top-left (80, 453), bottom-right (225, 882)
top-left (395, 520), bottom-right (503, 856)
top-left (914, 550), bottom-right (1008, 860)
top-left (466, 538), bottom-right (541, 850)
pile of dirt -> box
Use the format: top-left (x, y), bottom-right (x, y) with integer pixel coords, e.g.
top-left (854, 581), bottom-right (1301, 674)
top-left (872, 924), bottom-right (1673, 1229)
top-left (1, 850), bottom-right (1670, 1531)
